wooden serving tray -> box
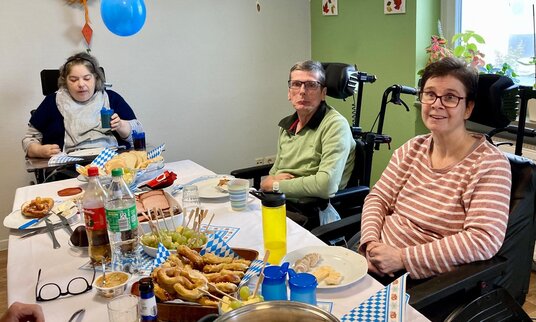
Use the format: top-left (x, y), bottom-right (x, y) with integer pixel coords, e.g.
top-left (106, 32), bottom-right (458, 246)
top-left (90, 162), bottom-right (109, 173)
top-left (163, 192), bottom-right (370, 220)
top-left (133, 247), bottom-right (259, 321)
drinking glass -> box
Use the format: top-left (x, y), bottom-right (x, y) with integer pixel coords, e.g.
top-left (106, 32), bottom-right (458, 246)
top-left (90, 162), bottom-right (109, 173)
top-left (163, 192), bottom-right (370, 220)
top-left (107, 294), bottom-right (139, 322)
top-left (182, 185), bottom-right (201, 220)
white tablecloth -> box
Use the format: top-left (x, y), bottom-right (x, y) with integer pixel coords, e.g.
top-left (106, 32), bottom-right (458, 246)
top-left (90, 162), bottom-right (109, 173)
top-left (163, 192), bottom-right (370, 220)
top-left (7, 160), bottom-right (428, 321)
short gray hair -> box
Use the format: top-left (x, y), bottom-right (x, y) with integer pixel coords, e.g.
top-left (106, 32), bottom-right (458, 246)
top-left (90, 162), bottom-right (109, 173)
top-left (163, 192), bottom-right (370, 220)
top-left (289, 60), bottom-right (326, 86)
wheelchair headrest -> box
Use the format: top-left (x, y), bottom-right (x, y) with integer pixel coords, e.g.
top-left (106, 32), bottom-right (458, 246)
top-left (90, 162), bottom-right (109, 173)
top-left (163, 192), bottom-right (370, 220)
top-left (322, 62), bottom-right (357, 99)
top-left (468, 74), bottom-right (518, 129)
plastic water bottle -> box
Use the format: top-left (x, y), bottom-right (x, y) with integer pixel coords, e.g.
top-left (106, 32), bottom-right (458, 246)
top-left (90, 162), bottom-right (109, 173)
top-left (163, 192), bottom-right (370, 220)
top-left (82, 166), bottom-right (111, 265)
top-left (105, 168), bottom-right (139, 273)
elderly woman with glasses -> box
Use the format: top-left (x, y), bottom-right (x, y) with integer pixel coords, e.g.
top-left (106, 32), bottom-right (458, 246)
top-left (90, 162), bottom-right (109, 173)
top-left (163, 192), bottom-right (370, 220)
top-left (22, 52), bottom-right (143, 158)
top-left (359, 57), bottom-right (512, 279)
top-left (260, 60), bottom-right (356, 205)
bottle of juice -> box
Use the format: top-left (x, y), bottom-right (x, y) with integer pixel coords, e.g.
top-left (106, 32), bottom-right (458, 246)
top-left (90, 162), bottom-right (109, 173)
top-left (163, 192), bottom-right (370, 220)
top-left (260, 191), bottom-right (287, 264)
top-left (82, 166), bottom-right (111, 265)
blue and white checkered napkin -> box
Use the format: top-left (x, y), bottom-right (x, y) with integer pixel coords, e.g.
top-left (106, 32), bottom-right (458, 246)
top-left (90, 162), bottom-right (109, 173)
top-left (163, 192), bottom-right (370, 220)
top-left (48, 153), bottom-right (83, 165)
top-left (200, 233), bottom-right (238, 258)
top-left (340, 273), bottom-right (410, 322)
top-left (147, 144), bottom-right (165, 159)
top-left (90, 148), bottom-right (117, 168)
top-left (152, 243), bottom-right (171, 269)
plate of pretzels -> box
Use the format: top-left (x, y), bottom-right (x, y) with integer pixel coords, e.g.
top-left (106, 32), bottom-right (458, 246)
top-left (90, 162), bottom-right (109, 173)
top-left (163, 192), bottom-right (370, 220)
top-left (150, 245), bottom-right (258, 307)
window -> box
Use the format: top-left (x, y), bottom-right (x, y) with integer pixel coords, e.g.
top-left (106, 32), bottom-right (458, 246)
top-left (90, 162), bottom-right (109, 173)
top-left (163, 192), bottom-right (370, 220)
top-left (442, 0), bottom-right (536, 86)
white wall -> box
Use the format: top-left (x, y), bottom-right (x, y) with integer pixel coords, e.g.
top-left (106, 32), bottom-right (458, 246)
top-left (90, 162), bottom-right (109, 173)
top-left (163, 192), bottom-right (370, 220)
top-left (0, 0), bottom-right (311, 249)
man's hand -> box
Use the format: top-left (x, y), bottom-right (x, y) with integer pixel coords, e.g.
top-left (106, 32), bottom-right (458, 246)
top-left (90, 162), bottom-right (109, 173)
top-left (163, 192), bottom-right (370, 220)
top-left (0, 302), bottom-right (45, 322)
top-left (367, 242), bottom-right (405, 276)
top-left (27, 143), bottom-right (60, 158)
top-left (260, 173), bottom-right (294, 191)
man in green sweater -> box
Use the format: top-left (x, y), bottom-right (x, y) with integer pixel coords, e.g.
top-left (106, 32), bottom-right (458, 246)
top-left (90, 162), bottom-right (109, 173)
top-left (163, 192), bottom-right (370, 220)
top-left (260, 60), bottom-right (356, 223)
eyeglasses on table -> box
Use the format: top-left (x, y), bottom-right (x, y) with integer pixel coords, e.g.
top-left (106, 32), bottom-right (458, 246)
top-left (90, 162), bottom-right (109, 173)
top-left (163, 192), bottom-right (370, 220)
top-left (35, 266), bottom-right (96, 302)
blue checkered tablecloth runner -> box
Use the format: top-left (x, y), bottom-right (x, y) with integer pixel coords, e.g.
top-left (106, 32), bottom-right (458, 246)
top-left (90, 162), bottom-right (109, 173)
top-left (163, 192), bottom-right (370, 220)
top-left (48, 153), bottom-right (84, 165)
top-left (340, 273), bottom-right (409, 322)
top-left (147, 144), bottom-right (165, 159)
top-left (90, 148), bottom-right (117, 168)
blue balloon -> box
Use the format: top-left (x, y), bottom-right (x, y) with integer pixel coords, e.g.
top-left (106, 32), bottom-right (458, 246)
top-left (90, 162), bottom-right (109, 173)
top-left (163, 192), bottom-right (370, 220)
top-left (101, 0), bottom-right (146, 37)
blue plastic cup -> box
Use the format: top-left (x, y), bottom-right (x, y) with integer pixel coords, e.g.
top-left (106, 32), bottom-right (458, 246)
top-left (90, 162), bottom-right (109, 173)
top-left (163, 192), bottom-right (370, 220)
top-left (132, 131), bottom-right (146, 151)
top-left (288, 270), bottom-right (318, 305)
top-left (261, 263), bottom-right (289, 301)
top-left (101, 107), bottom-right (114, 128)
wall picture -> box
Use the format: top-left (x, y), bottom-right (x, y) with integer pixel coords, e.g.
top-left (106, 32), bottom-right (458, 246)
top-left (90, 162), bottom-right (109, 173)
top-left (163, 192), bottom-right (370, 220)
top-left (385, 0), bottom-right (405, 14)
top-left (322, 0), bottom-right (337, 16)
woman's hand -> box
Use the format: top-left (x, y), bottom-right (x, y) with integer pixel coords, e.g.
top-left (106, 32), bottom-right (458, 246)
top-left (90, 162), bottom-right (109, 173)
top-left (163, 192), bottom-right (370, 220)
top-left (27, 143), bottom-right (61, 158)
top-left (367, 242), bottom-right (405, 276)
top-left (260, 173), bottom-right (294, 191)
top-left (110, 113), bottom-right (131, 139)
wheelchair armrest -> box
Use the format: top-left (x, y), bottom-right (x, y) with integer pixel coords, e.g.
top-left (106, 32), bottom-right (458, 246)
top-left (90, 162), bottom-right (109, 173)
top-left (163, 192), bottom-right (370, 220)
top-left (311, 214), bottom-right (361, 245)
top-left (230, 164), bottom-right (272, 189)
top-left (332, 185), bottom-right (370, 201)
top-left (409, 256), bottom-right (507, 310)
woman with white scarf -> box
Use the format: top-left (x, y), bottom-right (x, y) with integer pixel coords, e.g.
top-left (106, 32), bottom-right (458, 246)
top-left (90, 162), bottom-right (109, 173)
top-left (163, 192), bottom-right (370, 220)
top-left (22, 52), bottom-right (143, 158)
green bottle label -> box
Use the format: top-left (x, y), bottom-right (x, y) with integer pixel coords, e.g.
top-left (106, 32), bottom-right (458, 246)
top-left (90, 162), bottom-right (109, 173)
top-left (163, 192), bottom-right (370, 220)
top-left (105, 204), bottom-right (138, 233)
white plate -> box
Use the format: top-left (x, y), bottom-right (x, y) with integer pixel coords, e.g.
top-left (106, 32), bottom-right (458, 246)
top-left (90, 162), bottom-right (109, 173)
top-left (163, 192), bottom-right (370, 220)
top-left (3, 201), bottom-right (79, 230)
top-left (281, 245), bottom-right (367, 289)
top-left (192, 175), bottom-right (234, 199)
top-left (67, 147), bottom-right (105, 157)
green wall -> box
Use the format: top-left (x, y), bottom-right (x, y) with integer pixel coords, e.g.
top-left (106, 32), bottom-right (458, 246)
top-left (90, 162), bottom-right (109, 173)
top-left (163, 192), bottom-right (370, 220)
top-left (311, 0), bottom-right (439, 183)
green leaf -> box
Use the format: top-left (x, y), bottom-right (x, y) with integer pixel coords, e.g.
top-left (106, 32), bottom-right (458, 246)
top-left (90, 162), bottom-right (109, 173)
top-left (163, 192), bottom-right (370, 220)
top-left (473, 34), bottom-right (485, 44)
top-left (453, 46), bottom-right (464, 57)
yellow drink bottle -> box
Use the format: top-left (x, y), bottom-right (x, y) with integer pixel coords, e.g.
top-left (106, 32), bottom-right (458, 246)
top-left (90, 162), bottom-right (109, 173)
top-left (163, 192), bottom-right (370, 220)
top-left (260, 191), bottom-right (287, 264)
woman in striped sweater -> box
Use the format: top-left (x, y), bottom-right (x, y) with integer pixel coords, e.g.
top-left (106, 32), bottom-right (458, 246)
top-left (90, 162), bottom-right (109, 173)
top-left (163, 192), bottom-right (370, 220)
top-left (359, 57), bottom-right (512, 279)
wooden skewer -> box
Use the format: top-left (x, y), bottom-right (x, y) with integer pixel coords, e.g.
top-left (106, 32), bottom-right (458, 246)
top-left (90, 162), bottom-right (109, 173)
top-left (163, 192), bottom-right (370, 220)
top-left (158, 208), bottom-right (170, 231)
top-left (181, 206), bottom-right (187, 227)
top-left (141, 212), bottom-right (157, 235)
top-left (252, 250), bottom-right (270, 298)
top-left (204, 213), bottom-right (215, 233)
top-left (185, 209), bottom-right (195, 228)
top-left (208, 283), bottom-right (240, 302)
top-left (198, 289), bottom-right (232, 305)
top-left (168, 207), bottom-right (177, 231)
top-left (252, 273), bottom-right (264, 298)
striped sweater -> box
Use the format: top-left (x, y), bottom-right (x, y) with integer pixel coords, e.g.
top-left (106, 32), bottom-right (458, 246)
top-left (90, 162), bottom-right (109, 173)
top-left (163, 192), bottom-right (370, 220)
top-left (360, 134), bottom-right (511, 279)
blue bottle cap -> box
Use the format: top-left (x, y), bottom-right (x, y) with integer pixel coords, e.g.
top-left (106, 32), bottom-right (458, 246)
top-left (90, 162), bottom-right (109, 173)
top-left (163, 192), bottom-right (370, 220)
top-left (263, 265), bottom-right (287, 284)
top-left (289, 272), bottom-right (318, 290)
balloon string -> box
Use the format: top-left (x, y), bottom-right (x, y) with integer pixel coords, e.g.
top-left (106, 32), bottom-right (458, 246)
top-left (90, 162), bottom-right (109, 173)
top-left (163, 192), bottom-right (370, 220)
top-left (82, 0), bottom-right (90, 24)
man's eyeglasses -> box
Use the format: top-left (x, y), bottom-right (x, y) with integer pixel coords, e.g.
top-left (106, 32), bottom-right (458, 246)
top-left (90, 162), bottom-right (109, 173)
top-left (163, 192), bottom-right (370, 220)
top-left (418, 91), bottom-right (465, 108)
top-left (35, 267), bottom-right (95, 302)
top-left (288, 80), bottom-right (323, 91)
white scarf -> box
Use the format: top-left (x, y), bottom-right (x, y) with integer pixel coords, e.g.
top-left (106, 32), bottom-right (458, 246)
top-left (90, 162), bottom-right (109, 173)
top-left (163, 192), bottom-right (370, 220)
top-left (56, 88), bottom-right (118, 152)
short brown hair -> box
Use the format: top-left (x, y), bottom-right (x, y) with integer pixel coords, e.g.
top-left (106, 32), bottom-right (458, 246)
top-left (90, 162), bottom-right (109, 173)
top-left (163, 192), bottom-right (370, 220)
top-left (420, 57), bottom-right (478, 103)
top-left (58, 52), bottom-right (106, 91)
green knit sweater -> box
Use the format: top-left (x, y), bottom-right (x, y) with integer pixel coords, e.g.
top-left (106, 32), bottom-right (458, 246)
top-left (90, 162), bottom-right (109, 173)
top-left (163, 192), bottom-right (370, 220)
top-left (269, 102), bottom-right (356, 199)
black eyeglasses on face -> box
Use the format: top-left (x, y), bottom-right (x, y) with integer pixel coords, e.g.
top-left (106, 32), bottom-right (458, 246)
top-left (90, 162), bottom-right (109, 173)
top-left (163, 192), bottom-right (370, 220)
top-left (418, 91), bottom-right (465, 108)
top-left (35, 266), bottom-right (96, 302)
top-left (288, 80), bottom-right (323, 91)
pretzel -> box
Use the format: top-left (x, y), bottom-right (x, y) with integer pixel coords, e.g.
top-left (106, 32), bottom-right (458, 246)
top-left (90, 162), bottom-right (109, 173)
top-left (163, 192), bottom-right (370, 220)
top-left (204, 272), bottom-right (242, 284)
top-left (178, 245), bottom-right (204, 268)
top-left (202, 252), bottom-right (234, 265)
top-left (21, 197), bottom-right (54, 218)
top-left (202, 262), bottom-right (250, 273)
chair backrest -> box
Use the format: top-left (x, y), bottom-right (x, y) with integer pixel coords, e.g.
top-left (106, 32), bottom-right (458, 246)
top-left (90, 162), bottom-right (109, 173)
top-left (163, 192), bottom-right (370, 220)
top-left (468, 73), bottom-right (518, 129)
top-left (40, 67), bottom-right (106, 96)
top-left (322, 62), bottom-right (357, 99)
top-left (494, 153), bottom-right (536, 303)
